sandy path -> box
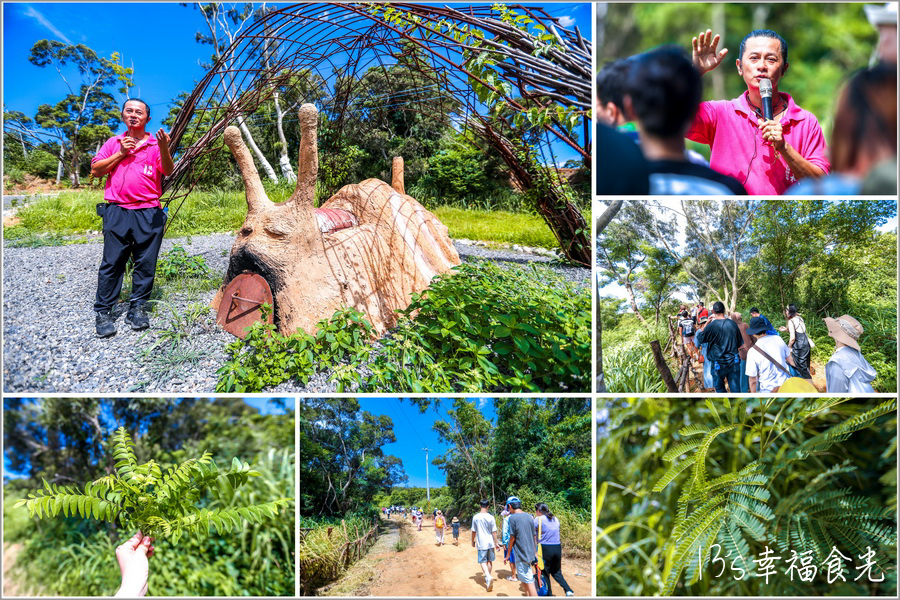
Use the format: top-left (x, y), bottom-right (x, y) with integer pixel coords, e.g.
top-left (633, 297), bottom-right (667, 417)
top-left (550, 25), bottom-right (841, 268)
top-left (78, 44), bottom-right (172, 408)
top-left (366, 516), bottom-right (591, 597)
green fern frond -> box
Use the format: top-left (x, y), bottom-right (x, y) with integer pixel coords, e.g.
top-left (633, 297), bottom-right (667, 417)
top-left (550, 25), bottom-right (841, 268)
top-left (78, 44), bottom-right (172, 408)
top-left (690, 424), bottom-right (739, 492)
top-left (16, 428), bottom-right (292, 544)
top-left (663, 440), bottom-right (702, 462)
top-left (788, 400), bottom-right (897, 460)
top-left (653, 456), bottom-right (697, 493)
top-left (677, 424), bottom-right (709, 437)
top-left (14, 479), bottom-right (121, 523)
top-left (112, 427), bottom-right (139, 482)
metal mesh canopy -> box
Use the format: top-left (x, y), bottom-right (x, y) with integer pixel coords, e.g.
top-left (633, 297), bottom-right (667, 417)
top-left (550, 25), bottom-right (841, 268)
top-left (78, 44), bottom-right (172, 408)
top-left (164, 2), bottom-right (592, 263)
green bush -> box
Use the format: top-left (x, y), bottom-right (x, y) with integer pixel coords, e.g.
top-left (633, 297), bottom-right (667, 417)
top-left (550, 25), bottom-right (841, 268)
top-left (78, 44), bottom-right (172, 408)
top-left (364, 261), bottom-right (590, 392)
top-left (23, 149), bottom-right (61, 180)
top-left (217, 262), bottom-right (590, 393)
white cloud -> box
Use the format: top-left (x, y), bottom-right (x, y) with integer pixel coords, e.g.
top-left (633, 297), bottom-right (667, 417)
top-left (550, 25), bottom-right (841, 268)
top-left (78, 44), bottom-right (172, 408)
top-left (558, 15), bottom-right (575, 28)
top-left (23, 6), bottom-right (73, 44)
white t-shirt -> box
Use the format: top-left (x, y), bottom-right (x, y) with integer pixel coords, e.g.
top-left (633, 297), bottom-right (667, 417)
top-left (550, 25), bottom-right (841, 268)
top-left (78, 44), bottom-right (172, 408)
top-left (745, 334), bottom-right (791, 392)
top-left (471, 511), bottom-right (498, 550)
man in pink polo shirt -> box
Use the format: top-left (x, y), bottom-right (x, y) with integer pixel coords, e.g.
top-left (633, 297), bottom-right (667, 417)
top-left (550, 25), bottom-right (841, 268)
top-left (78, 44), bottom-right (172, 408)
top-left (686, 29), bottom-right (830, 195)
top-left (91, 98), bottom-right (174, 337)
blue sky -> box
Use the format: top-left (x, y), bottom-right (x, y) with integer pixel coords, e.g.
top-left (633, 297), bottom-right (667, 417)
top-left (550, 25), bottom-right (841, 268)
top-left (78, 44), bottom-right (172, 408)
top-left (357, 398), bottom-right (497, 489)
top-left (2, 398), bottom-right (291, 478)
top-left (3, 2), bottom-right (591, 163)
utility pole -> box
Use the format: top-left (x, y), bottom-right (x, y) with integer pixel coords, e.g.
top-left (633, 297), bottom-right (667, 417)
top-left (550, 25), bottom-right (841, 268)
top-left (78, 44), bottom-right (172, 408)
top-left (423, 447), bottom-right (431, 503)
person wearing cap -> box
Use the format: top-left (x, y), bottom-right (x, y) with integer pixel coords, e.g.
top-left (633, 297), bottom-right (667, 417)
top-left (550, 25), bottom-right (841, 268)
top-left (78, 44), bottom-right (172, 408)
top-left (865, 2), bottom-right (897, 64)
top-left (745, 316), bottom-right (796, 393)
top-left (687, 28), bottom-right (829, 194)
top-left (434, 510), bottom-right (447, 545)
top-left (695, 301), bottom-right (744, 393)
top-left (500, 509), bottom-right (517, 582)
top-left (748, 308), bottom-right (778, 335)
top-left (824, 315), bottom-right (877, 393)
top-left (504, 496), bottom-right (538, 596)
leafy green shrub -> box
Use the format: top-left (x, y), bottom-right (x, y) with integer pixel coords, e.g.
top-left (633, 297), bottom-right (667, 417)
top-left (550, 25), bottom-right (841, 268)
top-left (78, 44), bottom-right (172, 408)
top-left (5, 166), bottom-right (26, 187)
top-left (217, 262), bottom-right (590, 392)
top-left (23, 148), bottom-right (60, 179)
top-left (156, 245), bottom-right (211, 279)
top-left (364, 261), bottom-right (590, 392)
top-left (216, 305), bottom-right (374, 393)
top-left (15, 427), bottom-right (291, 545)
top-left (605, 341), bottom-right (667, 393)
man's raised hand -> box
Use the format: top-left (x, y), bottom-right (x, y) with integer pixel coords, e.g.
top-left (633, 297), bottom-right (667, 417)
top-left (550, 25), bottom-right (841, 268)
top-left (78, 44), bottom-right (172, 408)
top-left (156, 129), bottom-right (171, 149)
top-left (692, 29), bottom-right (728, 75)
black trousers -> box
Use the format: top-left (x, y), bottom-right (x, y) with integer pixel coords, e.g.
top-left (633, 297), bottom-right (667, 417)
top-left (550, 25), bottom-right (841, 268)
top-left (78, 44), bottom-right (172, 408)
top-left (540, 543), bottom-right (573, 595)
top-left (94, 204), bottom-right (166, 313)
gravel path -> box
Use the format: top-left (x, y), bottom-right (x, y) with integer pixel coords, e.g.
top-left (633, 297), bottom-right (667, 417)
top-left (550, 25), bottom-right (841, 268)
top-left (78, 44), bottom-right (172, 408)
top-left (3, 234), bottom-right (589, 394)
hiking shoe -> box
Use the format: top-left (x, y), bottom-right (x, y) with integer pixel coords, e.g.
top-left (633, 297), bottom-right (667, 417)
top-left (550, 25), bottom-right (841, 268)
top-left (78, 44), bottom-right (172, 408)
top-left (566, 592), bottom-right (575, 597)
top-left (485, 576), bottom-right (493, 592)
top-left (125, 304), bottom-right (150, 330)
top-left (95, 311), bottom-right (116, 338)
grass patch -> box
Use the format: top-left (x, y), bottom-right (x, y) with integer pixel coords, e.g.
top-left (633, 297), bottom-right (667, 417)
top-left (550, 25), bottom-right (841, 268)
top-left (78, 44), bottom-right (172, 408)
top-left (4, 191), bottom-right (563, 250)
top-left (434, 206), bottom-right (557, 249)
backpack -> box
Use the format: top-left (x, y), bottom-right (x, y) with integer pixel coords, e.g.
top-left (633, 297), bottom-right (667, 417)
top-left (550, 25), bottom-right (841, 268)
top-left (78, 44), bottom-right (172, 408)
top-left (435, 516), bottom-right (444, 528)
top-left (680, 318), bottom-right (694, 336)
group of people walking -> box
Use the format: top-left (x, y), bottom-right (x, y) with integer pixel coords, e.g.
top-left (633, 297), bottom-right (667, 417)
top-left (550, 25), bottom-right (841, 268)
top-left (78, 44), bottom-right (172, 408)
top-left (394, 498), bottom-right (576, 596)
top-left (673, 301), bottom-right (877, 393)
top-left (469, 498), bottom-right (575, 597)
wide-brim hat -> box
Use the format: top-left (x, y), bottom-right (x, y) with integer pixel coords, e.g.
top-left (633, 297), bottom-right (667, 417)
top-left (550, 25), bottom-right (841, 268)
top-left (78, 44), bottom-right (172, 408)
top-left (697, 316), bottom-right (709, 324)
top-left (746, 316), bottom-right (770, 336)
top-left (452, 517), bottom-right (459, 522)
top-left (824, 315), bottom-right (863, 351)
top-left (865, 3), bottom-right (898, 26)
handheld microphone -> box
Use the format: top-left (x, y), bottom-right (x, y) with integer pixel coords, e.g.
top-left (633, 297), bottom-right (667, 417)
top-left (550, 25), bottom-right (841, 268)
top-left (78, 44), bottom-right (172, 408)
top-left (759, 78), bottom-right (774, 120)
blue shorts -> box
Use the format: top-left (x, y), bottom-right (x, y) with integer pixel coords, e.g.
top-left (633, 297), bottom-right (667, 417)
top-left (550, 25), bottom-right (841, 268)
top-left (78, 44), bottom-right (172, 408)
top-left (515, 559), bottom-right (535, 584)
top-left (477, 548), bottom-right (496, 563)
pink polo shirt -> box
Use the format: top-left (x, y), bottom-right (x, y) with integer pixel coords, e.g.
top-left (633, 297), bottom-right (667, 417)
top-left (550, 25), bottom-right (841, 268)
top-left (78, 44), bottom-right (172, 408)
top-left (687, 92), bottom-right (830, 195)
top-left (92, 133), bottom-right (164, 209)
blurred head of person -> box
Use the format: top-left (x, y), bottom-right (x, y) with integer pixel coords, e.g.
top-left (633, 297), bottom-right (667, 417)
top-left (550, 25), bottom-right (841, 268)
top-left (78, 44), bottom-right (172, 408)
top-left (623, 46), bottom-right (703, 145)
top-left (596, 58), bottom-right (633, 126)
top-left (736, 29), bottom-right (789, 95)
top-left (830, 62), bottom-right (897, 178)
top-left (865, 3), bottom-right (898, 63)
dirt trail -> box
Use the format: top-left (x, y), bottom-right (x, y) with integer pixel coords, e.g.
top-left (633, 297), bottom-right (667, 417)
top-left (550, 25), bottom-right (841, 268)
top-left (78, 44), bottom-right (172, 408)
top-left (364, 515), bottom-right (591, 597)
top-left (3, 542), bottom-right (26, 597)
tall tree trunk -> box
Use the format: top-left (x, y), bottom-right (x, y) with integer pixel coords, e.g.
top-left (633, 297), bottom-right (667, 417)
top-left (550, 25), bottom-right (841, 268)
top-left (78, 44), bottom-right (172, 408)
top-left (56, 145), bottom-right (65, 185)
top-left (624, 281), bottom-right (647, 324)
top-left (274, 91), bottom-right (297, 183)
top-left (236, 115), bottom-right (278, 183)
top-left (19, 133), bottom-right (28, 158)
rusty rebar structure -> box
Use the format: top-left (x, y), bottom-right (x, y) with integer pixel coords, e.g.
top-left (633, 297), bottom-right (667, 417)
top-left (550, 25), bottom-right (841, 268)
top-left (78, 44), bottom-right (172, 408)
top-left (164, 2), bottom-right (592, 264)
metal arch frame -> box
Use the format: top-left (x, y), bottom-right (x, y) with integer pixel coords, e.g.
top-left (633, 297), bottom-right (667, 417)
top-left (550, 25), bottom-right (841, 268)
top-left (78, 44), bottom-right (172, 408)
top-left (162, 2), bottom-right (592, 264)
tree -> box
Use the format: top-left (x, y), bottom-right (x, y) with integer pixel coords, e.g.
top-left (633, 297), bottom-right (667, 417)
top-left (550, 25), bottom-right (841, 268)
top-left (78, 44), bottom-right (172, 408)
top-left (26, 40), bottom-right (133, 185)
top-left (635, 246), bottom-right (684, 325)
top-left (298, 399), bottom-right (407, 516)
top-left (187, 2), bottom-right (279, 182)
top-left (597, 201), bottom-right (664, 324)
top-left (653, 199), bottom-right (757, 315)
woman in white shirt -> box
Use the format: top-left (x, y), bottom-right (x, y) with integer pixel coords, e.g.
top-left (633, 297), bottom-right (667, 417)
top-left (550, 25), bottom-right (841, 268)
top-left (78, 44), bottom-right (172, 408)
top-left (824, 315), bottom-right (877, 393)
